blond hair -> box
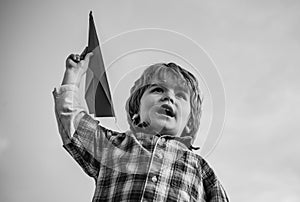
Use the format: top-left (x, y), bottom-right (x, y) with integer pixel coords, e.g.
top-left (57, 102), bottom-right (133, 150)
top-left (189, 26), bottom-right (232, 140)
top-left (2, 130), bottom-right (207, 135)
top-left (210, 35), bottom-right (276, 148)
top-left (125, 63), bottom-right (203, 141)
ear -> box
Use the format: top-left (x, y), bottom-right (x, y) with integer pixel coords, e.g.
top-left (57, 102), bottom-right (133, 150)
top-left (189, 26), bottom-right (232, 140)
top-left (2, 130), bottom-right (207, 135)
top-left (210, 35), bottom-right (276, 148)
top-left (184, 121), bottom-right (192, 134)
top-left (184, 126), bottom-right (191, 134)
top-left (184, 115), bottom-right (194, 134)
top-left (132, 114), bottom-right (140, 126)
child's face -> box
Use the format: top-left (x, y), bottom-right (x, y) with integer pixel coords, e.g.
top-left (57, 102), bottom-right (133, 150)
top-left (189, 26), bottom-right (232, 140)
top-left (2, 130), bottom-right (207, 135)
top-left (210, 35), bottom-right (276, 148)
top-left (139, 73), bottom-right (191, 136)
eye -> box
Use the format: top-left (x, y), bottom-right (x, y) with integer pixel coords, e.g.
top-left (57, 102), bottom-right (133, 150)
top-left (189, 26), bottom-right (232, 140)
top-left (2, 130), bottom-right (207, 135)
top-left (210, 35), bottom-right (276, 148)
top-left (176, 92), bottom-right (188, 100)
top-left (151, 87), bottom-right (164, 93)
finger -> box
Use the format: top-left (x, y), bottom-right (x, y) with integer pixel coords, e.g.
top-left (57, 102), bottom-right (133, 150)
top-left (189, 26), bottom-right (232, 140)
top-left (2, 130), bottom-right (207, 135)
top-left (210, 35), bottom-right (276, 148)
top-left (80, 47), bottom-right (88, 60)
top-left (69, 54), bottom-right (80, 63)
top-left (66, 54), bottom-right (75, 64)
top-left (67, 54), bottom-right (75, 60)
top-left (66, 54), bottom-right (77, 67)
top-left (83, 52), bottom-right (94, 63)
top-left (78, 52), bottom-right (93, 69)
top-left (75, 54), bottom-right (81, 62)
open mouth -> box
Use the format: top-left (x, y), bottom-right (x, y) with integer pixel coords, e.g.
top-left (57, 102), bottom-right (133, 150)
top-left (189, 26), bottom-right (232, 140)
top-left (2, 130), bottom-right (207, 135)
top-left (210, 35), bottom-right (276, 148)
top-left (157, 104), bottom-right (175, 118)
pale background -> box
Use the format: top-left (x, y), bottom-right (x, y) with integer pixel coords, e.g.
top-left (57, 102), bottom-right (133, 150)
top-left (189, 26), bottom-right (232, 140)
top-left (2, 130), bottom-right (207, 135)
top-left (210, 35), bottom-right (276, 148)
top-left (1, 1), bottom-right (300, 201)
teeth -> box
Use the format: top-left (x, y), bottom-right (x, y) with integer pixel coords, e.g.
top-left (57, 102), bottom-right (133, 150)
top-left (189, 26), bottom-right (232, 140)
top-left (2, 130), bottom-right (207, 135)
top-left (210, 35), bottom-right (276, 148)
top-left (158, 104), bottom-right (175, 117)
top-left (163, 107), bottom-right (174, 117)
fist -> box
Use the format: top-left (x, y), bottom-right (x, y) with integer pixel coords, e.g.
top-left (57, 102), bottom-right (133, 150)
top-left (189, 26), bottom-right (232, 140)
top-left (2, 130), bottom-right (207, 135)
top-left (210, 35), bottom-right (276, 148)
top-left (66, 52), bottom-right (93, 75)
top-left (61, 50), bottom-right (93, 87)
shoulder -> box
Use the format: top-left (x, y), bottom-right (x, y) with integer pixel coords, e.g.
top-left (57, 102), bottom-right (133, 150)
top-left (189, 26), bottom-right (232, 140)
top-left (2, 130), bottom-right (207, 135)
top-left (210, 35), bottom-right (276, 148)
top-left (192, 154), bottom-right (217, 179)
top-left (183, 152), bottom-right (229, 201)
top-left (182, 151), bottom-right (218, 180)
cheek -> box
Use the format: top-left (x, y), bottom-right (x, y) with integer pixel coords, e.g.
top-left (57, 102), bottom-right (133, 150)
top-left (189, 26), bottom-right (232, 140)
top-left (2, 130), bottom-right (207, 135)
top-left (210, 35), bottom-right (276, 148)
top-left (180, 102), bottom-right (191, 120)
top-left (139, 96), bottom-right (154, 116)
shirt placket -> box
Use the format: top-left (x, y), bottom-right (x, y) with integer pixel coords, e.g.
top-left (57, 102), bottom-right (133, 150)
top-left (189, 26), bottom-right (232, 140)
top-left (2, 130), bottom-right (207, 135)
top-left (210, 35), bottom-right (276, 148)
top-left (140, 135), bottom-right (165, 201)
top-left (156, 137), bottom-right (182, 201)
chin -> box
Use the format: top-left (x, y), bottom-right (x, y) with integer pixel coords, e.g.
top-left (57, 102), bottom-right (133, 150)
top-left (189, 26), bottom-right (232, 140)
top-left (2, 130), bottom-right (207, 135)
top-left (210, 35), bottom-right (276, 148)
top-left (147, 115), bottom-right (180, 135)
top-left (152, 124), bottom-right (179, 136)
top-left (149, 122), bottom-right (166, 133)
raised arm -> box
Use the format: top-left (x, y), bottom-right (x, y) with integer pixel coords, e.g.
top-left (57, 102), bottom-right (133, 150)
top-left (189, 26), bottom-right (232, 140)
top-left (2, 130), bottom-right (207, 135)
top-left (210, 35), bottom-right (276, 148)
top-left (53, 52), bottom-right (93, 144)
top-left (53, 51), bottom-right (126, 179)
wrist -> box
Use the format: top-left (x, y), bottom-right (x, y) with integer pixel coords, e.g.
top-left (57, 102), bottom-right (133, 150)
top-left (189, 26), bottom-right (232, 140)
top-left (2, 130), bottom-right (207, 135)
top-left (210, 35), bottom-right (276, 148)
top-left (61, 69), bottom-right (83, 87)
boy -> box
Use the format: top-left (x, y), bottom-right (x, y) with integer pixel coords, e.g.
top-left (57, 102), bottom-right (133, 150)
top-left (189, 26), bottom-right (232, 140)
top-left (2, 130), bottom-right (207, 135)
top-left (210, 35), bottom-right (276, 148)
top-left (53, 52), bottom-right (229, 201)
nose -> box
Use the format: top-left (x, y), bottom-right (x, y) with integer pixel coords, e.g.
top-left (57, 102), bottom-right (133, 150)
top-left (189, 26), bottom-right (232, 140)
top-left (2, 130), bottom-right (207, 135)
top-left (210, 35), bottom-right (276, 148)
top-left (160, 91), bottom-right (175, 104)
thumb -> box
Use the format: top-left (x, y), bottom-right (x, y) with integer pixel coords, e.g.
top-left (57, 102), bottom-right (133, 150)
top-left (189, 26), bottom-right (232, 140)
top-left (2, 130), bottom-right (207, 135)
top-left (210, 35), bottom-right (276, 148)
top-left (84, 52), bottom-right (94, 63)
top-left (85, 52), bottom-right (94, 59)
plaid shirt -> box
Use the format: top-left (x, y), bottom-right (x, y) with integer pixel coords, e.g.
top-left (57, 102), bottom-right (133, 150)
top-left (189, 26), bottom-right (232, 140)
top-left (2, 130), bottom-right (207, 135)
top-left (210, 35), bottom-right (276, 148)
top-left (53, 85), bottom-right (229, 202)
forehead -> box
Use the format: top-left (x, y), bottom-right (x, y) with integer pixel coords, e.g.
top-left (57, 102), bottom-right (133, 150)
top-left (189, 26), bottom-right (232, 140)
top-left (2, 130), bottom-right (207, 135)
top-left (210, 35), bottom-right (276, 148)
top-left (147, 68), bottom-right (189, 91)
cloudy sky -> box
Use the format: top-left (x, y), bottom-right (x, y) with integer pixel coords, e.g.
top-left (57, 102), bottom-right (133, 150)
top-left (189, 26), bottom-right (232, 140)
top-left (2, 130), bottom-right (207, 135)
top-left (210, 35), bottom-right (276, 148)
top-left (0, 0), bottom-right (299, 201)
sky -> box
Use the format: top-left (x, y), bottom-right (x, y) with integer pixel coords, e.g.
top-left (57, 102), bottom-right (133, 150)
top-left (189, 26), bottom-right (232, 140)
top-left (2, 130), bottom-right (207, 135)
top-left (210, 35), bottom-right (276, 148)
top-left (0, 0), bottom-right (300, 201)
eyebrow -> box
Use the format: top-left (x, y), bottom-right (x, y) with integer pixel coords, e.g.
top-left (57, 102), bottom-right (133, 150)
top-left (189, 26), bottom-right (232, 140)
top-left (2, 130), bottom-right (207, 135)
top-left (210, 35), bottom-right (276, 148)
top-left (149, 83), bottom-right (189, 94)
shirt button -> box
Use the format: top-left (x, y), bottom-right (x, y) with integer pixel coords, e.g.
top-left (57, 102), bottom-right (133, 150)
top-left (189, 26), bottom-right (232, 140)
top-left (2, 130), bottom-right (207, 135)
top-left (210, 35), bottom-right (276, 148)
top-left (151, 176), bottom-right (158, 183)
top-left (159, 138), bottom-right (166, 146)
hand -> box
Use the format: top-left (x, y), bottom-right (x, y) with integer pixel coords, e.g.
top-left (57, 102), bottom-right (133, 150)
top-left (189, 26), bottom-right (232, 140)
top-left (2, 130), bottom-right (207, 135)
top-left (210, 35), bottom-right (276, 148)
top-left (65, 52), bottom-right (93, 75)
top-left (62, 51), bottom-right (93, 87)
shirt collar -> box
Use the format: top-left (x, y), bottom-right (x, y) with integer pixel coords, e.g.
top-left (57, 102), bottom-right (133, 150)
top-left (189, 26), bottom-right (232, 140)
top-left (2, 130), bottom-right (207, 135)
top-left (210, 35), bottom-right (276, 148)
top-left (132, 131), bottom-right (200, 151)
top-left (163, 135), bottom-right (200, 151)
